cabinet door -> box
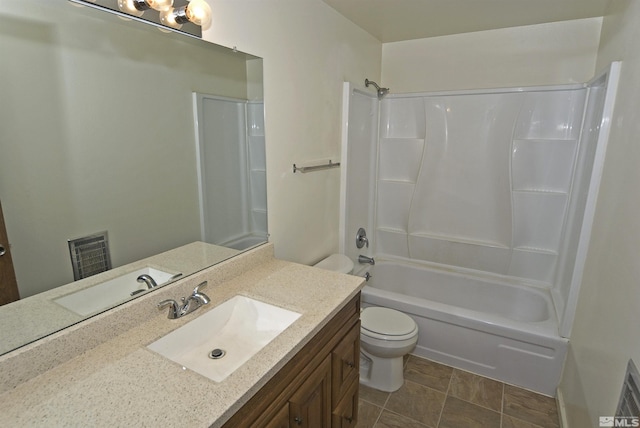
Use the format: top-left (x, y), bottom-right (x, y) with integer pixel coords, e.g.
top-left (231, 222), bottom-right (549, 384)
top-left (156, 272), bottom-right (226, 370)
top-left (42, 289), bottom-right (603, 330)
top-left (289, 355), bottom-right (331, 428)
top-left (331, 321), bottom-right (360, 407)
top-left (264, 403), bottom-right (289, 428)
top-left (331, 378), bottom-right (358, 428)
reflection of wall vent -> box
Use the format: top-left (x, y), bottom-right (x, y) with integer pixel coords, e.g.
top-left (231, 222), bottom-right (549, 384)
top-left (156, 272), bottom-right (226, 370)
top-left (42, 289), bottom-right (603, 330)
top-left (617, 359), bottom-right (640, 417)
top-left (68, 231), bottom-right (112, 281)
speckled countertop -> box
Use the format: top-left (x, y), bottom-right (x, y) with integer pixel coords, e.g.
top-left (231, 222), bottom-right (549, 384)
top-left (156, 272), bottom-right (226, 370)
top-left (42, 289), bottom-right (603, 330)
top-left (0, 242), bottom-right (241, 355)
top-left (0, 244), bottom-right (364, 427)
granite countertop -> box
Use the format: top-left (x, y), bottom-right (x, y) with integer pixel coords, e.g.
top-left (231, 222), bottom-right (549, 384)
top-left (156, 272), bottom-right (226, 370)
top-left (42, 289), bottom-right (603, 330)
top-left (0, 247), bottom-right (364, 427)
top-left (0, 242), bottom-right (241, 355)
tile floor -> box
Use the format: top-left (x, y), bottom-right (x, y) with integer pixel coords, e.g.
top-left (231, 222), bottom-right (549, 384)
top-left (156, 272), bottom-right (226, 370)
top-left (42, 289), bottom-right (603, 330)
top-left (356, 355), bottom-right (560, 428)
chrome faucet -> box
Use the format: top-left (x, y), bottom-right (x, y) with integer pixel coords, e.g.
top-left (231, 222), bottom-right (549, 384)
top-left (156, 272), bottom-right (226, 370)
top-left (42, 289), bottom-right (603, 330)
top-left (356, 228), bottom-right (369, 249)
top-left (158, 281), bottom-right (210, 319)
top-left (358, 255), bottom-right (375, 265)
top-left (137, 274), bottom-right (158, 290)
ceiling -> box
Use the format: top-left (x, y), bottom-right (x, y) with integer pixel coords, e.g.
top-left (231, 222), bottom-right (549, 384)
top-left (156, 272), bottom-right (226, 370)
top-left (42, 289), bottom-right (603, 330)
top-left (321, 0), bottom-right (610, 43)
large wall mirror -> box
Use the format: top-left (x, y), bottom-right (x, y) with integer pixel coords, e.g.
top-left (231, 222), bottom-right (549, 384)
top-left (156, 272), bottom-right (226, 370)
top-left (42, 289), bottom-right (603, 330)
top-left (0, 0), bottom-right (267, 355)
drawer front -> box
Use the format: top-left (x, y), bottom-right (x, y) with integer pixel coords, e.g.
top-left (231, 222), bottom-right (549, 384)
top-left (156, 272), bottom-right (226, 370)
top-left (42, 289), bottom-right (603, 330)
top-left (331, 321), bottom-right (360, 406)
top-left (331, 378), bottom-right (359, 428)
top-left (289, 355), bottom-right (332, 428)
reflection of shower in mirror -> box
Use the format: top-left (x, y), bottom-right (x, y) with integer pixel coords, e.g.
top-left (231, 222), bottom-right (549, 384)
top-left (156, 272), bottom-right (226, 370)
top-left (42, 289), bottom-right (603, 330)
top-left (193, 94), bottom-right (268, 251)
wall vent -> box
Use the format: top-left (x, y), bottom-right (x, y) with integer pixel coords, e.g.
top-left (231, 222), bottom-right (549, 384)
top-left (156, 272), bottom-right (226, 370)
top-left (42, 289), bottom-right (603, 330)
top-left (68, 231), bottom-right (112, 280)
top-left (617, 359), bottom-right (640, 417)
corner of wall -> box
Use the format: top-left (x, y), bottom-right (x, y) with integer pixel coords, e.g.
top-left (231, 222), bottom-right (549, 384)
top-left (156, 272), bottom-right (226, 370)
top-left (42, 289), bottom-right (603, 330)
top-left (558, 344), bottom-right (593, 427)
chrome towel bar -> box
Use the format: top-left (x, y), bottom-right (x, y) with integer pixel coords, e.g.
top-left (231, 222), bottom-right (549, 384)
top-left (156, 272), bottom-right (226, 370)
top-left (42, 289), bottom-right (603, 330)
top-left (293, 160), bottom-right (341, 173)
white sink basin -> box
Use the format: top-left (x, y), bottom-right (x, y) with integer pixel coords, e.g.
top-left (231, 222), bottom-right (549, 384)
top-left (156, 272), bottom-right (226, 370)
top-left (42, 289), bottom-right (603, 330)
top-left (54, 267), bottom-right (179, 316)
top-left (147, 295), bottom-right (301, 382)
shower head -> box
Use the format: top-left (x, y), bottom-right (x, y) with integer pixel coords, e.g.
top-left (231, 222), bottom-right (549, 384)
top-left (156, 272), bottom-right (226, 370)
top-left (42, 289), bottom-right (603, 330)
top-left (365, 78), bottom-right (390, 99)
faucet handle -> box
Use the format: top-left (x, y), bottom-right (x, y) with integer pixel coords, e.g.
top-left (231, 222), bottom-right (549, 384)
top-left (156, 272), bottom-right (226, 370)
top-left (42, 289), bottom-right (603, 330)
top-left (191, 281), bottom-right (210, 304)
top-left (158, 299), bottom-right (180, 319)
top-left (356, 227), bottom-right (369, 249)
top-left (193, 281), bottom-right (208, 294)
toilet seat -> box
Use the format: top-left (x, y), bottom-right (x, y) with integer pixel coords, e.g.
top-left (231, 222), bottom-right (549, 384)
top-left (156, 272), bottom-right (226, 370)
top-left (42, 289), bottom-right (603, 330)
top-left (313, 254), bottom-right (354, 274)
top-left (361, 307), bottom-right (417, 341)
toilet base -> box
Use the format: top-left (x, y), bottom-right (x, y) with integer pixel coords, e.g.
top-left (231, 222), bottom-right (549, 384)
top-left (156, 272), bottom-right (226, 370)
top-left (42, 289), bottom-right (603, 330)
top-left (359, 349), bottom-right (405, 392)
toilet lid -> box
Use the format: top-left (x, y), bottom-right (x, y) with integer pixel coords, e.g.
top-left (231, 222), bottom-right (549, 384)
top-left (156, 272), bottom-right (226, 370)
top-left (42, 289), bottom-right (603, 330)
top-left (361, 307), bottom-right (416, 336)
top-left (313, 254), bottom-right (354, 274)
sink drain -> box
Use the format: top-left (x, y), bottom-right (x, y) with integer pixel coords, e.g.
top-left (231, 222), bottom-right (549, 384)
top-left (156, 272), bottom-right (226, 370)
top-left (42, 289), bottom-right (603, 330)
top-left (208, 348), bottom-right (226, 359)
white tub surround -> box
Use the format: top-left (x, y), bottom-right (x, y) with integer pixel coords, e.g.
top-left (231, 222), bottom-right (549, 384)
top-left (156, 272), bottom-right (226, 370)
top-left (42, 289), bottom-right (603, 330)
top-left (0, 244), bottom-right (364, 426)
top-left (339, 64), bottom-right (620, 396)
top-left (359, 260), bottom-right (567, 396)
top-left (341, 63), bottom-right (620, 341)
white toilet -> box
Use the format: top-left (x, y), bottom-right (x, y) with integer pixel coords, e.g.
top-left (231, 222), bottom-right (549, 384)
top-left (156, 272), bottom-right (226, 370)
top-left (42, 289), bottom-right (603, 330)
top-left (359, 306), bottom-right (418, 392)
top-left (313, 254), bottom-right (419, 392)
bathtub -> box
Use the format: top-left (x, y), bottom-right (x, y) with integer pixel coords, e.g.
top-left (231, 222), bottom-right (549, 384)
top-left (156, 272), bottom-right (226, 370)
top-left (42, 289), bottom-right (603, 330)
top-left (358, 259), bottom-right (568, 396)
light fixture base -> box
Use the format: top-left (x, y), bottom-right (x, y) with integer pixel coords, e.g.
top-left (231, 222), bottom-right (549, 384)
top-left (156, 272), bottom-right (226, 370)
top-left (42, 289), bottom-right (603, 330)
top-left (132, 0), bottom-right (150, 11)
top-left (173, 6), bottom-right (189, 24)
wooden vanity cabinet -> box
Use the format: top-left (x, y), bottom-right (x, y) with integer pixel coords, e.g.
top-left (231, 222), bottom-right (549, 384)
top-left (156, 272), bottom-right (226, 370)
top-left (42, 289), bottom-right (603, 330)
top-left (331, 377), bottom-right (359, 428)
top-left (222, 293), bottom-right (361, 428)
top-left (288, 355), bottom-right (332, 427)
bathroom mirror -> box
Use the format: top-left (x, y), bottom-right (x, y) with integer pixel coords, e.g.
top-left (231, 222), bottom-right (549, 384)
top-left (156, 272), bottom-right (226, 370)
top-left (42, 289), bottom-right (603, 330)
top-left (0, 0), bottom-right (267, 354)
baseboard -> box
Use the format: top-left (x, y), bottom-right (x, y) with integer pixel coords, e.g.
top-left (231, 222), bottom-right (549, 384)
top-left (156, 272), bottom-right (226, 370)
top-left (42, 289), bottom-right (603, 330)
top-left (556, 387), bottom-right (570, 428)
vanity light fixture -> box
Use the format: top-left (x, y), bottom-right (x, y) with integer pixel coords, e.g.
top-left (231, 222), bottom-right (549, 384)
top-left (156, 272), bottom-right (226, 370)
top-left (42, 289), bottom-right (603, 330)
top-left (118, 0), bottom-right (174, 15)
top-left (159, 0), bottom-right (212, 29)
top-left (117, 0), bottom-right (145, 16)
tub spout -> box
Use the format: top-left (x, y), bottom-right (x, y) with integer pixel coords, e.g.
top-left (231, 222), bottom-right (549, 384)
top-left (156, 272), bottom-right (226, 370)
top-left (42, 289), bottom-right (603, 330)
top-left (358, 255), bottom-right (375, 265)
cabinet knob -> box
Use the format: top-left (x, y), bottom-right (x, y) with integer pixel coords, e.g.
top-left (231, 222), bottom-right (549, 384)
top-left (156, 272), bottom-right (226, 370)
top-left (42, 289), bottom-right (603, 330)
top-left (345, 361), bottom-right (355, 368)
top-left (0, 244), bottom-right (5, 256)
top-left (294, 416), bottom-right (303, 425)
top-left (345, 416), bottom-right (353, 423)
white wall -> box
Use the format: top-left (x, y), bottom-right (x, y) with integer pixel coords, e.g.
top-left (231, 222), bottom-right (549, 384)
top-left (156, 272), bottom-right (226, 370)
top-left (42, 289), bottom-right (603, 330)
top-left (203, 0), bottom-right (382, 265)
top-left (559, 0), bottom-right (640, 425)
top-left (382, 18), bottom-right (602, 93)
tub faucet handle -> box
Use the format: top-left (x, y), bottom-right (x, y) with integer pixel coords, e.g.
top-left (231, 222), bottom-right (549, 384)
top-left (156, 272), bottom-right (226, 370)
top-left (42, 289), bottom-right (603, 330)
top-left (356, 227), bottom-right (369, 249)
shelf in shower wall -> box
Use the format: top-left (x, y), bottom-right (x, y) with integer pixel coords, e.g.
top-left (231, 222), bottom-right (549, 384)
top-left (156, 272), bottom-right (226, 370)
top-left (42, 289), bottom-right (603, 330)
top-left (407, 231), bottom-right (510, 249)
top-left (508, 248), bottom-right (558, 283)
top-left (378, 138), bottom-right (425, 183)
top-left (251, 209), bottom-right (267, 234)
top-left (511, 138), bottom-right (577, 193)
top-left (406, 233), bottom-right (511, 275)
top-left (377, 227), bottom-right (409, 234)
top-left (513, 138), bottom-right (579, 142)
top-left (512, 189), bottom-right (567, 195)
top-left (376, 181), bottom-right (415, 231)
top-left (512, 191), bottom-right (567, 252)
top-left (513, 246), bottom-right (559, 255)
top-left (378, 97), bottom-right (426, 139)
top-left (378, 178), bottom-right (418, 184)
top-left (376, 228), bottom-right (410, 259)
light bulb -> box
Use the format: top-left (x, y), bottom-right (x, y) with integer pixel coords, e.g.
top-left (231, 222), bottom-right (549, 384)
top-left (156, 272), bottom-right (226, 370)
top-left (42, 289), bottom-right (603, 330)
top-left (186, 0), bottom-right (212, 28)
top-left (146, 0), bottom-right (173, 12)
top-left (159, 7), bottom-right (183, 29)
top-left (117, 0), bottom-right (144, 17)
